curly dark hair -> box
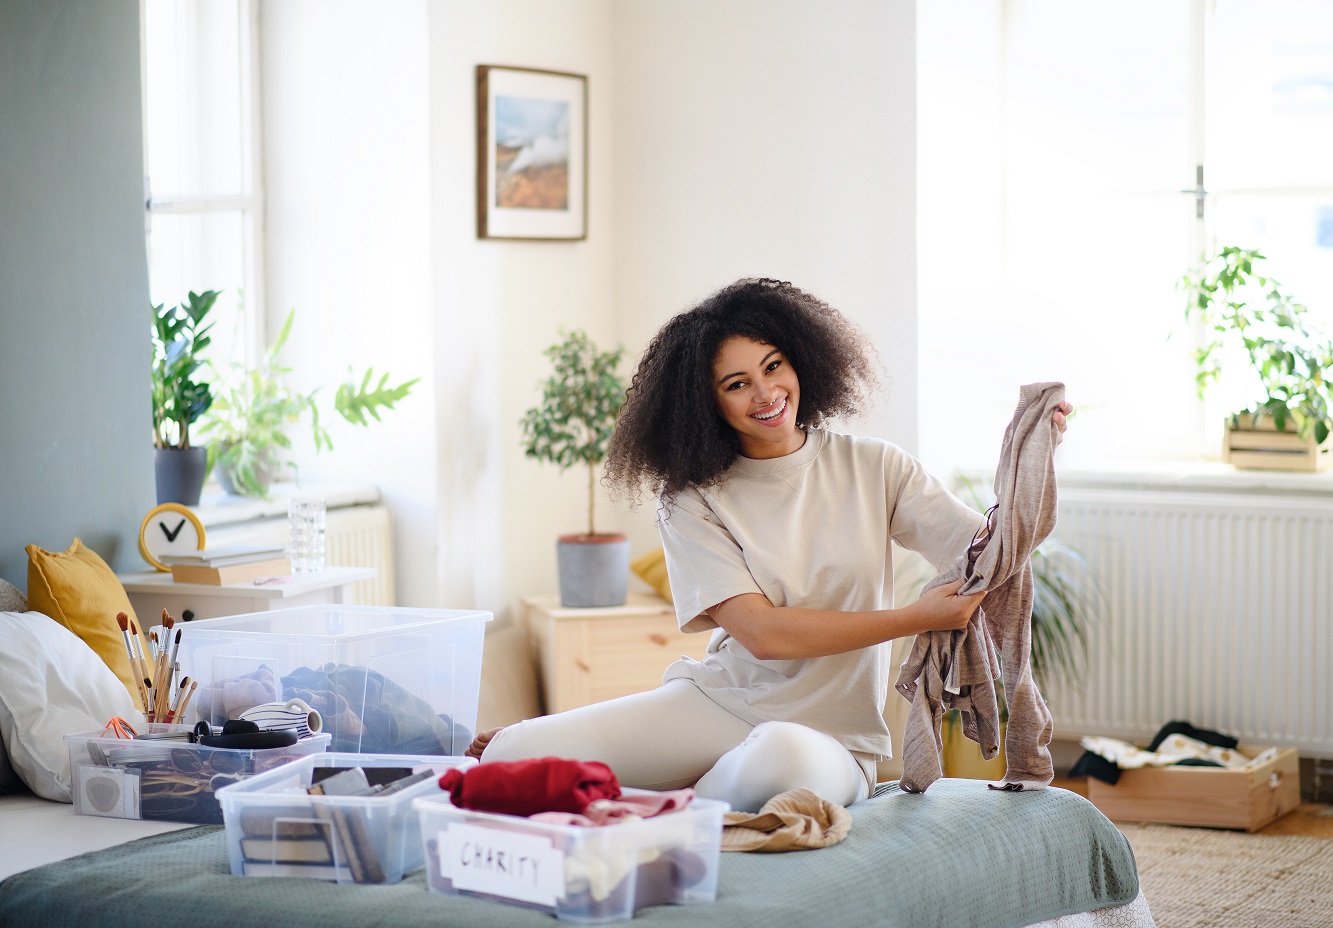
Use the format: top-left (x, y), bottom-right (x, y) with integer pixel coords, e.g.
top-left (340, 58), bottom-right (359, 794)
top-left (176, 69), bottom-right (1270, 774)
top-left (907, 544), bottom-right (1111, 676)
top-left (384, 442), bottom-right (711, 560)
top-left (605, 278), bottom-right (880, 503)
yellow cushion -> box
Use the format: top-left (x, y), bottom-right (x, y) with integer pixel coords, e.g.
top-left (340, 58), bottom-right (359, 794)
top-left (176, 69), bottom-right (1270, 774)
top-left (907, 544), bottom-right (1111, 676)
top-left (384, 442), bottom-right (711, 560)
top-left (630, 546), bottom-right (673, 604)
top-left (26, 538), bottom-right (144, 706)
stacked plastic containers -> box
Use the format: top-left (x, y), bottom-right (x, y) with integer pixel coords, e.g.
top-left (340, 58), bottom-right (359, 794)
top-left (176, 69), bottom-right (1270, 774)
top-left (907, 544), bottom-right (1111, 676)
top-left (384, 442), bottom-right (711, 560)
top-left (177, 604), bottom-right (491, 883)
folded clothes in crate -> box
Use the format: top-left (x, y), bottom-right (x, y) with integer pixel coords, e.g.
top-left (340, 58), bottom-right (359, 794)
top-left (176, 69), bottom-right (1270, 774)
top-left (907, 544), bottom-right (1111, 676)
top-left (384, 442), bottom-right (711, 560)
top-left (415, 786), bottom-right (725, 924)
top-left (1068, 719), bottom-right (1263, 785)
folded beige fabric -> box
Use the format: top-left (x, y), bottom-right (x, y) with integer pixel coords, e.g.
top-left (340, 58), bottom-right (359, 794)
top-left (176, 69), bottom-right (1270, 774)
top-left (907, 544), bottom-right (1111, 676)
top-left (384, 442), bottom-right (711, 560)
top-left (721, 788), bottom-right (852, 852)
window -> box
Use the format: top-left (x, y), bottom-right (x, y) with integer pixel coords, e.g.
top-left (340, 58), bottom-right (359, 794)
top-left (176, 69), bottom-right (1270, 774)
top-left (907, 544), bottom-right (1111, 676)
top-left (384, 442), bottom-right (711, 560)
top-left (918, 0), bottom-right (1333, 472)
top-left (141, 0), bottom-right (263, 371)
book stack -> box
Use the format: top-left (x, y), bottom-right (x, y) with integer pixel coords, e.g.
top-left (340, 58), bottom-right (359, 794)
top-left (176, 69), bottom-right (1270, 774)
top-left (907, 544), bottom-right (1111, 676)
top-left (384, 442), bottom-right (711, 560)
top-left (238, 766), bottom-right (434, 881)
top-left (162, 544), bottom-right (291, 585)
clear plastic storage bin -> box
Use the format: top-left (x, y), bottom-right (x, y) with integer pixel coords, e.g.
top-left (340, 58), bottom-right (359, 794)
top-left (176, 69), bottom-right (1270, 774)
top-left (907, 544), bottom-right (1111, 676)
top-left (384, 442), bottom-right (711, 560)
top-left (65, 724), bottom-right (330, 824)
top-left (217, 751), bottom-right (475, 884)
top-left (170, 604), bottom-right (491, 756)
top-left (414, 790), bottom-right (726, 924)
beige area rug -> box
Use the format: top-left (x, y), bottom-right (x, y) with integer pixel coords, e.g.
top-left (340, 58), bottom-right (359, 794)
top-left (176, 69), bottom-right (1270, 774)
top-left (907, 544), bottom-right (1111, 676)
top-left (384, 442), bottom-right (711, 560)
top-left (1119, 823), bottom-right (1333, 928)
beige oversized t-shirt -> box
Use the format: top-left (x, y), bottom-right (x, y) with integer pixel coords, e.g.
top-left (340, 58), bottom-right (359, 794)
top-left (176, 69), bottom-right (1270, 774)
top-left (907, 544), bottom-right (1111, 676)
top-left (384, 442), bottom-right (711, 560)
top-left (659, 428), bottom-right (984, 758)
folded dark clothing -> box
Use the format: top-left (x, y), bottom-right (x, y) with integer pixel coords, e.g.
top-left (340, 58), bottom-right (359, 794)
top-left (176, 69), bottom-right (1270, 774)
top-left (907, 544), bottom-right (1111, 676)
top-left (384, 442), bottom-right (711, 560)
top-left (1146, 720), bottom-right (1237, 752)
top-left (1068, 750), bottom-right (1121, 785)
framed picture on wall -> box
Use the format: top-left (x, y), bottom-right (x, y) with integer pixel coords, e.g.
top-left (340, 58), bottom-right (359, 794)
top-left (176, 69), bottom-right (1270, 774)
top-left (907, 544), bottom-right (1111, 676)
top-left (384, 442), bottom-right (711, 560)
top-left (476, 65), bottom-right (588, 241)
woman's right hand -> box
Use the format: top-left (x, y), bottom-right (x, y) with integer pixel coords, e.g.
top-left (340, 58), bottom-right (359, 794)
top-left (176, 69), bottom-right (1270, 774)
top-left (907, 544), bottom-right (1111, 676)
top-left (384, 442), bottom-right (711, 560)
top-left (910, 579), bottom-right (986, 633)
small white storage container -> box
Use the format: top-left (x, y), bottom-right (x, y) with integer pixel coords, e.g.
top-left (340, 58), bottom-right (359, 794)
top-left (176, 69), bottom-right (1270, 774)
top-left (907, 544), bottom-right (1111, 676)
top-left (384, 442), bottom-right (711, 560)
top-left (217, 751), bottom-right (474, 884)
top-left (414, 790), bottom-right (726, 924)
top-left (65, 724), bottom-right (330, 824)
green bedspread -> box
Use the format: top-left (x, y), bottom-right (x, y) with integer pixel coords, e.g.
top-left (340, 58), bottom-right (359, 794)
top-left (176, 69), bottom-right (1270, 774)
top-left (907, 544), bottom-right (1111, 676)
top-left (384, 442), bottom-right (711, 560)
top-left (0, 780), bottom-right (1138, 928)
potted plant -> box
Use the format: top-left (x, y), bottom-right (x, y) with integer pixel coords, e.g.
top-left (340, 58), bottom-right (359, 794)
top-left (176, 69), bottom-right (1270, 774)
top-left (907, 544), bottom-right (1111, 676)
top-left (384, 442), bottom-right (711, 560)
top-left (1182, 245), bottom-right (1333, 471)
top-left (520, 330), bottom-right (629, 608)
top-left (199, 309), bottom-right (418, 498)
top-left (151, 290), bottom-right (219, 505)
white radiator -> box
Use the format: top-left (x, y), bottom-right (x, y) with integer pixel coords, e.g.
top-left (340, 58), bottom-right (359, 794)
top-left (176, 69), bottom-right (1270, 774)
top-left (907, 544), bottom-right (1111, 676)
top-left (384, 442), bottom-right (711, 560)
top-left (1049, 487), bottom-right (1333, 758)
top-left (205, 504), bottom-right (396, 606)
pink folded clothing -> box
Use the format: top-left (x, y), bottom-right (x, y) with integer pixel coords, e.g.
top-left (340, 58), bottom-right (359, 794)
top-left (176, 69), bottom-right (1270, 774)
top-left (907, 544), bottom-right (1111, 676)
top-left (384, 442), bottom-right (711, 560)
top-left (438, 757), bottom-right (621, 817)
top-left (530, 788), bottom-right (695, 826)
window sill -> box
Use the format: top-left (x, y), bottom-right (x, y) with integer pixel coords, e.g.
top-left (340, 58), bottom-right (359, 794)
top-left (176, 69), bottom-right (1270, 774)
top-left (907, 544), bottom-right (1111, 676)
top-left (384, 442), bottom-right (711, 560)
top-left (962, 460), bottom-right (1333, 498)
top-left (193, 482), bottom-right (382, 529)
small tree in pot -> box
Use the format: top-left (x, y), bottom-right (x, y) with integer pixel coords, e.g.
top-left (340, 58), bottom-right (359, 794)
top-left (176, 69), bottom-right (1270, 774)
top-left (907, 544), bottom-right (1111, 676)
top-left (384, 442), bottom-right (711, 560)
top-left (520, 330), bottom-right (629, 607)
top-left (150, 290), bottom-right (219, 504)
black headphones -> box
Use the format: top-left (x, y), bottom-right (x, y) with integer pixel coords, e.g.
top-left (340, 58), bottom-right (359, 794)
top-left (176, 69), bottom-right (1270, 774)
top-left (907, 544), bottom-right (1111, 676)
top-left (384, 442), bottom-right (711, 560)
top-left (192, 719), bottom-right (299, 750)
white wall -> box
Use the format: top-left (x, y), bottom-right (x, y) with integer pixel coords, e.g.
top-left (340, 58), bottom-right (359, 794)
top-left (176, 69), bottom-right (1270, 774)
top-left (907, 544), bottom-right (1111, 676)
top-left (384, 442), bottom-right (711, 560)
top-left (430, 0), bottom-right (619, 620)
top-left (260, 0), bottom-right (920, 623)
top-left (262, 0), bottom-right (439, 606)
top-left (610, 0), bottom-right (921, 555)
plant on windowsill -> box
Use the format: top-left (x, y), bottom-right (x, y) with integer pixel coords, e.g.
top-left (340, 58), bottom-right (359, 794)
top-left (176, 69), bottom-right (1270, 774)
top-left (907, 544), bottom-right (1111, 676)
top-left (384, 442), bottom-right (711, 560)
top-left (198, 309), bottom-right (418, 498)
top-left (1182, 245), bottom-right (1333, 472)
top-left (151, 290), bottom-right (219, 505)
top-left (520, 329), bottom-right (629, 608)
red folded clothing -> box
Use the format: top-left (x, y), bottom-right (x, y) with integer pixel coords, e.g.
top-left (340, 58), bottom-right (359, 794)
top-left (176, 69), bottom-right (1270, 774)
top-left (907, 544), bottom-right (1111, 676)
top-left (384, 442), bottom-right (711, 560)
top-left (439, 757), bottom-right (621, 817)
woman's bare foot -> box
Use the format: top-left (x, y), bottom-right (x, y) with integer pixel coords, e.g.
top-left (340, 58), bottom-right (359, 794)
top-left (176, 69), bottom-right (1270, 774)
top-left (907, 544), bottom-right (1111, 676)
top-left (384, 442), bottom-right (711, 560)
top-left (466, 726), bottom-right (503, 759)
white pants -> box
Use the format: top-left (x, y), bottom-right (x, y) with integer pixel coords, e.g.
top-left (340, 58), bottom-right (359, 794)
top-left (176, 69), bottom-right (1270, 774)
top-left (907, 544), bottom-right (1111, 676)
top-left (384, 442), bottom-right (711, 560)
top-left (481, 679), bottom-right (873, 813)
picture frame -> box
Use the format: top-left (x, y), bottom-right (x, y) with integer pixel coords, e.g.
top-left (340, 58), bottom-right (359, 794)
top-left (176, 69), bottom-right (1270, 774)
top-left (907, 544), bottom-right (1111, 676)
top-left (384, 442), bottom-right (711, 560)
top-left (476, 65), bottom-right (588, 241)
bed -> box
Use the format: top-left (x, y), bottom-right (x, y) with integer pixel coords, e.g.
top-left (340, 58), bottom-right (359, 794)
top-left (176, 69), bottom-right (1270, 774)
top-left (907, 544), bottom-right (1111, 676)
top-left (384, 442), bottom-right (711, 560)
top-left (0, 778), bottom-right (1153, 928)
top-left (0, 565), bottom-right (1153, 926)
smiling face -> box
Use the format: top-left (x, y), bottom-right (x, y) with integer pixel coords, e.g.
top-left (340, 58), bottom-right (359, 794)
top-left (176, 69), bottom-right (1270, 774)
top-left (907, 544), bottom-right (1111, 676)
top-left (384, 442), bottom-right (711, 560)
top-left (712, 336), bottom-right (805, 459)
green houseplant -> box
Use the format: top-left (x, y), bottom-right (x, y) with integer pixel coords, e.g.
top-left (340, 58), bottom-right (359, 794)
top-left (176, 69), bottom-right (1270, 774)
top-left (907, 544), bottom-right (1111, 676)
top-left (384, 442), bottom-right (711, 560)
top-left (519, 330), bottom-right (629, 607)
top-left (1182, 246), bottom-right (1333, 469)
top-left (150, 290), bottom-right (219, 504)
top-left (199, 309), bottom-right (418, 498)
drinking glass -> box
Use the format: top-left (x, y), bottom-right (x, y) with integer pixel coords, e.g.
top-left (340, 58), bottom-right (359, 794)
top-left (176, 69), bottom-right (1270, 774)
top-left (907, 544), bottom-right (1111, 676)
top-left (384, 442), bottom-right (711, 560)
top-left (287, 496), bottom-right (326, 572)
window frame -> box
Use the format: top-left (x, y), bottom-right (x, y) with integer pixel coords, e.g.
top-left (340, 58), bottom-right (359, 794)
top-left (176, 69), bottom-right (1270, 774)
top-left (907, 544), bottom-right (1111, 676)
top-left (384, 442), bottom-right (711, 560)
top-left (140, 0), bottom-right (266, 371)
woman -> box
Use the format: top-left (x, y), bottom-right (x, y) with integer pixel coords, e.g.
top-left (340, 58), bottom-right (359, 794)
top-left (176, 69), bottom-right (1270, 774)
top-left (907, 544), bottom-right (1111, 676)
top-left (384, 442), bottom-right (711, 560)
top-left (477, 278), bottom-right (1070, 812)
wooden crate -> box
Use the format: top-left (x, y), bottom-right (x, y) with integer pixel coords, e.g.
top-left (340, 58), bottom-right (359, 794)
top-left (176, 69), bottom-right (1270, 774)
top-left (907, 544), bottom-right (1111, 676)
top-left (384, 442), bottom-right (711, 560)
top-left (1223, 415), bottom-right (1332, 472)
top-left (1087, 745), bottom-right (1300, 832)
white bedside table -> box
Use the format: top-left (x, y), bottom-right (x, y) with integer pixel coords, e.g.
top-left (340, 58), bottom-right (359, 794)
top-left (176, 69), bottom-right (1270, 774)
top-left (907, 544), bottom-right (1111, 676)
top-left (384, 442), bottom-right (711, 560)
top-left (522, 593), bottom-right (709, 714)
top-left (118, 566), bottom-right (377, 622)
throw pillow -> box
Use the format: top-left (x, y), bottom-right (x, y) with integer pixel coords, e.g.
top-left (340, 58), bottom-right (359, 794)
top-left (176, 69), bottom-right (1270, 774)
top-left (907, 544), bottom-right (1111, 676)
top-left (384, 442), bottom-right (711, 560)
top-left (0, 611), bottom-right (143, 801)
top-left (0, 578), bottom-right (24, 613)
top-left (630, 546), bottom-right (673, 604)
top-left (26, 538), bottom-right (144, 704)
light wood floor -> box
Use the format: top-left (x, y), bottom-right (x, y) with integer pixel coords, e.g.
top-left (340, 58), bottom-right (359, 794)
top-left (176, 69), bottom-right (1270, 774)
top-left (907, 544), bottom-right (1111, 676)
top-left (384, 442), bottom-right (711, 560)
top-left (1054, 776), bottom-right (1333, 838)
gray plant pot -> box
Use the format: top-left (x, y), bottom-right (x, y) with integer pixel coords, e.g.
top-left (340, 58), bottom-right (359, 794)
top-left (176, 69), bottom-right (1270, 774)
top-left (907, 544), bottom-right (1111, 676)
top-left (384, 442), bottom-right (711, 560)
top-left (557, 534), bottom-right (631, 608)
top-left (154, 446), bottom-right (209, 505)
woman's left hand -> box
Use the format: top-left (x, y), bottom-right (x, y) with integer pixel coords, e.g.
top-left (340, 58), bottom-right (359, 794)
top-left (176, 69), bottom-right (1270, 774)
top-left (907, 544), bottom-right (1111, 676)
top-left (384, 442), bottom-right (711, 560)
top-left (1053, 401), bottom-right (1072, 444)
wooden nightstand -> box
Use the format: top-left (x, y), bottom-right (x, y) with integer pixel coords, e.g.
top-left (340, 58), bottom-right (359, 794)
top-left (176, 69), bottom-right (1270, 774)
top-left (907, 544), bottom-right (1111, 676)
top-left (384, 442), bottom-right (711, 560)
top-left (522, 593), bottom-right (710, 714)
top-left (118, 566), bottom-right (377, 622)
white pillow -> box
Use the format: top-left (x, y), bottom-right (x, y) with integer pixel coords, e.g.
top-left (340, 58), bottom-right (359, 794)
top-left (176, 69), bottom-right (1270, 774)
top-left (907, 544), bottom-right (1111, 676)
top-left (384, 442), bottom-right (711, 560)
top-left (0, 611), bottom-right (143, 801)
